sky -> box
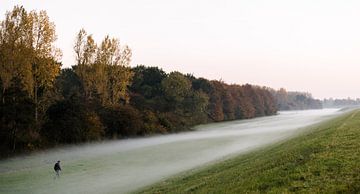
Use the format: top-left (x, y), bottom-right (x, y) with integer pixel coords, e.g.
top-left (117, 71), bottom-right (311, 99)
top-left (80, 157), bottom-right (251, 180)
top-left (1, 0), bottom-right (360, 99)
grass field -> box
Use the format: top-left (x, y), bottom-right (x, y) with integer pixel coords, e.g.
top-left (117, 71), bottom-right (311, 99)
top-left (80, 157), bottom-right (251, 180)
top-left (0, 109), bottom-right (341, 194)
top-left (138, 110), bottom-right (360, 193)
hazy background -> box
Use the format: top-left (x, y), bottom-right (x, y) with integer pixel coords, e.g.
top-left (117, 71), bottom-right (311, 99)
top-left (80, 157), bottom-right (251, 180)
top-left (1, 0), bottom-right (359, 99)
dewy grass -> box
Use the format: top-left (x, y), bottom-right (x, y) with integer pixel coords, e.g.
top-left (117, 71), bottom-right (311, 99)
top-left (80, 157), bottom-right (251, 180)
top-left (138, 110), bottom-right (360, 194)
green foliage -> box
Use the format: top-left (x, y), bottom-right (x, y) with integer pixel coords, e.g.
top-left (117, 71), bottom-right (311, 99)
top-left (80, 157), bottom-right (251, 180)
top-left (192, 77), bottom-right (212, 93)
top-left (138, 111), bottom-right (360, 194)
top-left (184, 91), bottom-right (209, 113)
top-left (162, 71), bottom-right (192, 105)
top-left (55, 68), bottom-right (83, 99)
top-left (131, 65), bottom-right (166, 98)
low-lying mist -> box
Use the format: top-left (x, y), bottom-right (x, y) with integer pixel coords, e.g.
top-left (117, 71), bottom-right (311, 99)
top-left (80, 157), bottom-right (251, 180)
top-left (0, 109), bottom-right (343, 194)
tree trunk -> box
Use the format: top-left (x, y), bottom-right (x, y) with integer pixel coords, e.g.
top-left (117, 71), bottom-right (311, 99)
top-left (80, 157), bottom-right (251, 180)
top-left (34, 84), bottom-right (38, 129)
top-left (12, 125), bottom-right (17, 152)
top-left (2, 87), bottom-right (5, 104)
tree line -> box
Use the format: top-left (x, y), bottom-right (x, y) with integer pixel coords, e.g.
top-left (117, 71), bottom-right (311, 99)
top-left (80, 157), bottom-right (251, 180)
top-left (323, 98), bottom-right (360, 108)
top-left (0, 6), bottom-right (319, 157)
top-left (270, 88), bottom-right (322, 110)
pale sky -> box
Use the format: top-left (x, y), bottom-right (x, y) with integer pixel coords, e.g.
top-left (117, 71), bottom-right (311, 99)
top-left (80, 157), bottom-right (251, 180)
top-left (1, 0), bottom-right (360, 99)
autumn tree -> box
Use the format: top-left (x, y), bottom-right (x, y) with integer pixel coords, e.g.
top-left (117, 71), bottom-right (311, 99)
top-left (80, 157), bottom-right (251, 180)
top-left (0, 6), bottom-right (60, 153)
top-left (222, 86), bottom-right (236, 120)
top-left (73, 29), bottom-right (97, 100)
top-left (261, 87), bottom-right (277, 115)
top-left (0, 5), bottom-right (283, 155)
top-left (207, 81), bottom-right (225, 121)
top-left (97, 36), bottom-right (132, 105)
top-left (0, 6), bottom-right (61, 126)
top-left (73, 29), bottom-right (133, 105)
top-left (272, 88), bottom-right (322, 110)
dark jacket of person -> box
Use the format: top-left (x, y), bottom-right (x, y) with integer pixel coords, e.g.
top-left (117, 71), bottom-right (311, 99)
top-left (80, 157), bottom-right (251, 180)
top-left (54, 162), bottom-right (61, 171)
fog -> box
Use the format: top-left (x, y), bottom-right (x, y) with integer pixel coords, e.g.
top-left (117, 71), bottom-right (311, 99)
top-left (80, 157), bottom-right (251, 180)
top-left (0, 109), bottom-right (343, 194)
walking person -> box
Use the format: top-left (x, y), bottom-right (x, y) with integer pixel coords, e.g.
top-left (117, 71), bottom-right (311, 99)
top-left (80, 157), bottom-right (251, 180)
top-left (54, 160), bottom-right (61, 179)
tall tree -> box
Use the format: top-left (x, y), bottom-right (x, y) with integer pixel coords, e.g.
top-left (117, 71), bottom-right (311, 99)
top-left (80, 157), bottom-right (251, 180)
top-left (0, 6), bottom-right (61, 128)
top-left (73, 29), bottom-right (133, 105)
top-left (97, 36), bottom-right (132, 105)
top-left (73, 29), bottom-right (97, 100)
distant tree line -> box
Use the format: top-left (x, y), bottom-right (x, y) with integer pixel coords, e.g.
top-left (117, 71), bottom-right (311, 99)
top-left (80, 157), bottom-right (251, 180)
top-left (323, 98), bottom-right (360, 108)
top-left (270, 88), bottom-right (322, 110)
top-left (0, 6), bottom-right (319, 157)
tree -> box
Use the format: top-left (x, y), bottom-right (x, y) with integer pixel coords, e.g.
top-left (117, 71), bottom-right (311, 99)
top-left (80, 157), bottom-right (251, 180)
top-left (0, 79), bottom-right (35, 153)
top-left (182, 90), bottom-right (209, 124)
top-left (73, 29), bottom-right (133, 105)
top-left (222, 87), bottom-right (236, 120)
top-left (0, 6), bottom-right (28, 101)
top-left (0, 6), bottom-right (61, 127)
top-left (192, 77), bottom-right (212, 94)
top-left (261, 87), bottom-right (277, 115)
top-left (130, 65), bottom-right (166, 98)
top-left (55, 68), bottom-right (83, 99)
top-left (99, 105), bottom-right (143, 138)
top-left (207, 81), bottom-right (225, 121)
top-left (161, 71), bottom-right (191, 106)
top-left (41, 98), bottom-right (104, 144)
top-left (73, 29), bottom-right (97, 100)
top-left (101, 41), bottom-right (133, 105)
top-left (272, 89), bottom-right (322, 110)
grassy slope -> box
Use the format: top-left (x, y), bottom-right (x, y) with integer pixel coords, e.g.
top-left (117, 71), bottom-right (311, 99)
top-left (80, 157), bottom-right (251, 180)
top-left (138, 110), bottom-right (360, 193)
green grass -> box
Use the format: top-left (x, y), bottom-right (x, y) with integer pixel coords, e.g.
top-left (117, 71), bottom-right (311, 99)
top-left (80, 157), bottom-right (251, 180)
top-left (137, 110), bottom-right (360, 193)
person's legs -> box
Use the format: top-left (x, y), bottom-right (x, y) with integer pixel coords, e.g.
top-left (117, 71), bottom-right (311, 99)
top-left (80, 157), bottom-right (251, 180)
top-left (56, 170), bottom-right (60, 178)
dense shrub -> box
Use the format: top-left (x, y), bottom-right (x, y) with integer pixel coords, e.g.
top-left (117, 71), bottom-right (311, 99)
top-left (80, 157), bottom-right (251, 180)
top-left (41, 98), bottom-right (104, 144)
top-left (99, 105), bottom-right (143, 138)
